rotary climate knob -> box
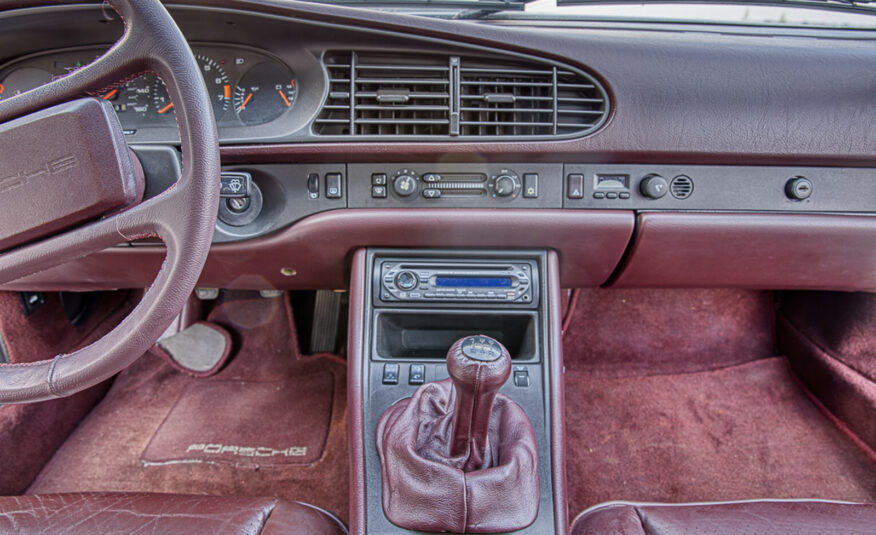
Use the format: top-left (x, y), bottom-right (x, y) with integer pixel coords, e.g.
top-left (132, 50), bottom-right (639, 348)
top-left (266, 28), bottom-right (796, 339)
top-left (491, 172), bottom-right (521, 198)
top-left (393, 171), bottom-right (419, 197)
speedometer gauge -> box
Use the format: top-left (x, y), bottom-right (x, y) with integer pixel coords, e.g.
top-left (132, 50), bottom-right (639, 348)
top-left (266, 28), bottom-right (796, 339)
top-left (234, 62), bottom-right (297, 126)
top-left (153, 54), bottom-right (231, 119)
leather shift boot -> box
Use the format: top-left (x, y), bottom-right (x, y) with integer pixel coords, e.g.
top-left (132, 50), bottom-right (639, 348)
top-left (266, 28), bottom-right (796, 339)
top-left (376, 336), bottom-right (540, 533)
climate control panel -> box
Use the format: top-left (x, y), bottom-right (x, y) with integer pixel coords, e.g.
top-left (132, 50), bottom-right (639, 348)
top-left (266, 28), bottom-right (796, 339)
top-left (348, 163), bottom-right (563, 209)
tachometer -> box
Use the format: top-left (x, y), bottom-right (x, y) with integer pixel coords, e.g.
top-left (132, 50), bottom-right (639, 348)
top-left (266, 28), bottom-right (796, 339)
top-left (153, 54), bottom-right (231, 119)
top-left (233, 62), bottom-right (297, 126)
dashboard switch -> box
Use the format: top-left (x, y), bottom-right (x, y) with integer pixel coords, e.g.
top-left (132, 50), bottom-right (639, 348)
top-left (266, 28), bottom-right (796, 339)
top-left (382, 364), bottom-right (400, 385)
top-left (640, 174), bottom-right (669, 199)
top-left (513, 369), bottom-right (530, 387)
top-left (523, 173), bottom-right (538, 198)
top-left (325, 172), bottom-right (343, 199)
top-left (372, 185), bottom-right (387, 198)
top-left (409, 364), bottom-right (426, 385)
top-left (371, 173), bottom-right (387, 186)
top-left (567, 174), bottom-right (584, 199)
top-left (306, 173), bottom-right (319, 199)
top-left (220, 172), bottom-right (252, 198)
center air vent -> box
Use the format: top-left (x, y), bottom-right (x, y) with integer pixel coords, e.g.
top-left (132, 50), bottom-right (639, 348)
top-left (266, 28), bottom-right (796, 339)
top-left (314, 51), bottom-right (608, 139)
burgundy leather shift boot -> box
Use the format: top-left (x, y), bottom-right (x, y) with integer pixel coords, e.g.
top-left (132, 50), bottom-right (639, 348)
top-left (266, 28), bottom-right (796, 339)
top-left (376, 335), bottom-right (540, 533)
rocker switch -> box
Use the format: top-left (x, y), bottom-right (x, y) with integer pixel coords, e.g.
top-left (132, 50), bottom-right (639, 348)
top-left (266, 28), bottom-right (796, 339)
top-left (513, 369), bottom-right (530, 387)
top-left (382, 363), bottom-right (400, 385)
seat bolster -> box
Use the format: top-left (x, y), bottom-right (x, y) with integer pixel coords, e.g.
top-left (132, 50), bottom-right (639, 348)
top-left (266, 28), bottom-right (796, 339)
top-left (262, 500), bottom-right (348, 535)
top-left (0, 493), bottom-right (346, 535)
top-left (572, 503), bottom-right (646, 535)
top-left (573, 500), bottom-right (876, 535)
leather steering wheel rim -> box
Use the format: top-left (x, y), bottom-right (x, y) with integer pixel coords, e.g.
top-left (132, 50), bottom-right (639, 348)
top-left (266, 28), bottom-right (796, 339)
top-left (0, 0), bottom-right (220, 403)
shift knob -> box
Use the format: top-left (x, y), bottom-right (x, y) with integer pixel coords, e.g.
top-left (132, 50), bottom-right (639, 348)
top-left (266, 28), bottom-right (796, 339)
top-left (446, 335), bottom-right (511, 470)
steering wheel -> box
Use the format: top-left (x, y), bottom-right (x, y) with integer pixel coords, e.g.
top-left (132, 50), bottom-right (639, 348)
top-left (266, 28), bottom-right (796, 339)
top-left (0, 1), bottom-right (219, 403)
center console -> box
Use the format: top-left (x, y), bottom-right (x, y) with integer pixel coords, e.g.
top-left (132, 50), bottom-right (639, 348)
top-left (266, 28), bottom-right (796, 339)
top-left (348, 248), bottom-right (567, 534)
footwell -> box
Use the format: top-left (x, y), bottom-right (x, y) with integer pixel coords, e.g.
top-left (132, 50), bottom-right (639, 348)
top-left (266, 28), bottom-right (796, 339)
top-left (28, 295), bottom-right (350, 523)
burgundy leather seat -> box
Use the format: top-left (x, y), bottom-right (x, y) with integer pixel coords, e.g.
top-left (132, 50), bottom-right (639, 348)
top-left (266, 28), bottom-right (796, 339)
top-left (572, 500), bottom-right (876, 535)
top-left (0, 493), bottom-right (347, 535)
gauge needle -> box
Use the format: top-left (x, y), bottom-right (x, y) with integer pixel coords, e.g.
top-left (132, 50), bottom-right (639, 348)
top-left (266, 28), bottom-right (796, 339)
top-left (1, 82), bottom-right (6, 95)
top-left (240, 92), bottom-right (253, 110)
top-left (158, 102), bottom-right (174, 114)
top-left (278, 90), bottom-right (291, 107)
top-left (102, 89), bottom-right (118, 100)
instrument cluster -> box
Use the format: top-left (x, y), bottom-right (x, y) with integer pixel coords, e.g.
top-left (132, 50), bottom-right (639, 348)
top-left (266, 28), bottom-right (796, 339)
top-left (0, 44), bottom-right (298, 136)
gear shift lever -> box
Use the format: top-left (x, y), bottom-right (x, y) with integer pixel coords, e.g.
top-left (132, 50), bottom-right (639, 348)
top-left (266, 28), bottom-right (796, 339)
top-left (376, 335), bottom-right (539, 533)
top-left (447, 335), bottom-right (511, 470)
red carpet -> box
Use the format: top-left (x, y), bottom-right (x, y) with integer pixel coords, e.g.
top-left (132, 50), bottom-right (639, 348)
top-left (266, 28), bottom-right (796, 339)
top-left (28, 295), bottom-right (349, 524)
top-left (563, 289), bottom-right (876, 516)
top-left (143, 372), bottom-right (334, 466)
top-left (0, 292), bottom-right (133, 495)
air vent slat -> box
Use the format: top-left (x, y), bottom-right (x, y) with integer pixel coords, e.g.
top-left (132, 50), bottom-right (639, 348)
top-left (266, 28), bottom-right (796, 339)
top-left (314, 51), bottom-right (608, 138)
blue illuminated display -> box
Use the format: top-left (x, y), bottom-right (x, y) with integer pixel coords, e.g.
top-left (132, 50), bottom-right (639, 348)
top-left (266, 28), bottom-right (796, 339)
top-left (435, 277), bottom-right (512, 288)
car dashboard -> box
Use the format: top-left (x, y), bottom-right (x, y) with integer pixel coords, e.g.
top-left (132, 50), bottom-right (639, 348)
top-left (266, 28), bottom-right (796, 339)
top-left (0, 0), bottom-right (874, 293)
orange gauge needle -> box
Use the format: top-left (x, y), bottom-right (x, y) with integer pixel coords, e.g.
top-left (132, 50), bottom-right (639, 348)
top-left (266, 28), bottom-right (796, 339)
top-left (278, 90), bottom-right (291, 107)
top-left (240, 92), bottom-right (253, 110)
top-left (0, 82), bottom-right (6, 95)
top-left (158, 102), bottom-right (174, 114)
top-left (102, 89), bottom-right (118, 100)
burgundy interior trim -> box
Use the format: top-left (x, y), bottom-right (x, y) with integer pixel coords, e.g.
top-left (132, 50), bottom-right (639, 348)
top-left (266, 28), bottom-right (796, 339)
top-left (198, 0), bottom-right (876, 167)
top-left (220, 146), bottom-right (876, 168)
top-left (611, 213), bottom-right (876, 291)
top-left (547, 251), bottom-right (570, 534)
top-left (1, 209), bottom-right (635, 291)
top-left (347, 249), bottom-right (367, 535)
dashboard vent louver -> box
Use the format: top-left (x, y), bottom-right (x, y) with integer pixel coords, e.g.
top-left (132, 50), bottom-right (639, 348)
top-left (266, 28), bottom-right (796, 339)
top-left (314, 51), bottom-right (608, 139)
top-left (670, 175), bottom-right (694, 199)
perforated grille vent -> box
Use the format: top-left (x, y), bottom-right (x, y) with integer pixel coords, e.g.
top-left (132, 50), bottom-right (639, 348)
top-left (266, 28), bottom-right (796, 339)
top-left (670, 175), bottom-right (694, 199)
top-left (313, 51), bottom-right (608, 139)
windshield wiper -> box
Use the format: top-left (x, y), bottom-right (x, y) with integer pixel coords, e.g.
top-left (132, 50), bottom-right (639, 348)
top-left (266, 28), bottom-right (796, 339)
top-left (557, 0), bottom-right (876, 15)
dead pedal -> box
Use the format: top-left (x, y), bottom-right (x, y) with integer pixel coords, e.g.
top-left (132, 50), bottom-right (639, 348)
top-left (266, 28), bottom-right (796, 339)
top-left (154, 322), bottom-right (232, 377)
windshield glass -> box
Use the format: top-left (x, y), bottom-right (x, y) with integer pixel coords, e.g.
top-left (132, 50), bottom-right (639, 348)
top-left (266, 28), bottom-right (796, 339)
top-left (526, 1), bottom-right (876, 28)
top-left (318, 0), bottom-right (876, 28)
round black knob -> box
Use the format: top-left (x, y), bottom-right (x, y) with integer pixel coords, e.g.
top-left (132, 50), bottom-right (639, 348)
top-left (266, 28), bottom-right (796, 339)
top-left (395, 271), bottom-right (418, 291)
top-left (640, 174), bottom-right (669, 199)
top-left (393, 173), bottom-right (418, 197)
top-left (493, 174), bottom-right (520, 197)
top-left (785, 176), bottom-right (813, 201)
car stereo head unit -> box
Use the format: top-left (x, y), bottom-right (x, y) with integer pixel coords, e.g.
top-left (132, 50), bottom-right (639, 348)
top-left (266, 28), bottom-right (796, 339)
top-left (376, 259), bottom-right (537, 306)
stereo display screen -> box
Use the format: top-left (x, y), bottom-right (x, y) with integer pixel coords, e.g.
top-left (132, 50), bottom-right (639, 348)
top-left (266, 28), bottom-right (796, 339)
top-left (435, 277), bottom-right (513, 288)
